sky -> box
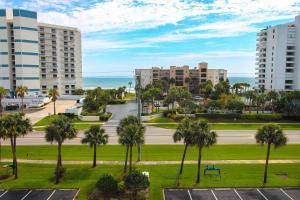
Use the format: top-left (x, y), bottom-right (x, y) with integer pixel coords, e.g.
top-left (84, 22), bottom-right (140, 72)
top-left (1, 0), bottom-right (300, 77)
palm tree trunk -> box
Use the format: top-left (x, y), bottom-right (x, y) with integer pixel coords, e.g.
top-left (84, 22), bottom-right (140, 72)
top-left (0, 98), bottom-right (2, 117)
top-left (10, 136), bottom-right (18, 179)
top-left (21, 97), bottom-right (24, 113)
top-left (129, 144), bottom-right (133, 174)
top-left (54, 101), bottom-right (56, 115)
top-left (124, 145), bottom-right (129, 173)
top-left (179, 144), bottom-right (188, 175)
top-left (264, 143), bottom-right (271, 184)
top-left (93, 143), bottom-right (97, 168)
top-left (58, 142), bottom-right (62, 167)
top-left (196, 146), bottom-right (202, 183)
top-left (137, 143), bottom-right (141, 162)
top-left (0, 139), bottom-right (1, 164)
top-left (56, 142), bottom-right (62, 184)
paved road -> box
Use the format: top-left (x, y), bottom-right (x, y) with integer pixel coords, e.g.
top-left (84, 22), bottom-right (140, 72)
top-left (4, 101), bottom-right (296, 145)
top-left (2, 127), bottom-right (300, 145)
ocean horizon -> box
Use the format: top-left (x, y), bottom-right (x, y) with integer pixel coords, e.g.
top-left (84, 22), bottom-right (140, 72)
top-left (83, 76), bottom-right (256, 90)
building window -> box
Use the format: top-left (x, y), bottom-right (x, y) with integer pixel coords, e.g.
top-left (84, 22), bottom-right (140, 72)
top-left (285, 80), bottom-right (293, 84)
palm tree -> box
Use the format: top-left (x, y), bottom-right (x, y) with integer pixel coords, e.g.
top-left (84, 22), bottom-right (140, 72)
top-left (0, 118), bottom-right (7, 164)
top-left (45, 115), bottom-right (77, 183)
top-left (244, 90), bottom-right (256, 113)
top-left (117, 116), bottom-right (145, 173)
top-left (266, 90), bottom-right (279, 113)
top-left (128, 81), bottom-right (132, 94)
top-left (255, 124), bottom-right (286, 184)
top-left (2, 113), bottom-right (32, 179)
top-left (16, 86), bottom-right (28, 113)
top-left (193, 120), bottom-right (217, 183)
top-left (82, 125), bottom-right (108, 168)
top-left (173, 118), bottom-right (194, 175)
top-left (119, 124), bottom-right (145, 174)
top-left (0, 87), bottom-right (7, 117)
top-left (48, 89), bottom-right (59, 115)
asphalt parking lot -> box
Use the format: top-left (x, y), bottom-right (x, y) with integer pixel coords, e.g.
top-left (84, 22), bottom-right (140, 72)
top-left (164, 188), bottom-right (300, 200)
top-left (0, 189), bottom-right (79, 200)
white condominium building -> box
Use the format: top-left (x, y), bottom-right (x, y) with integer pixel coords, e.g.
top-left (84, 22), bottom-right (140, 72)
top-left (256, 15), bottom-right (300, 91)
top-left (0, 8), bottom-right (82, 96)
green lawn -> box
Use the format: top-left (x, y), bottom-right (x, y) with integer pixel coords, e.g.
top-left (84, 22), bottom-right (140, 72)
top-left (33, 115), bottom-right (103, 131)
top-left (145, 121), bottom-right (300, 130)
top-left (0, 163), bottom-right (299, 200)
top-left (1, 145), bottom-right (300, 161)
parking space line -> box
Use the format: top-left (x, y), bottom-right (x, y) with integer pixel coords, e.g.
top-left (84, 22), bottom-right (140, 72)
top-left (21, 190), bottom-right (32, 200)
top-left (211, 190), bottom-right (218, 200)
top-left (187, 189), bottom-right (193, 200)
top-left (192, 189), bottom-right (209, 191)
top-left (0, 191), bottom-right (7, 198)
top-left (257, 189), bottom-right (269, 200)
top-left (234, 189), bottom-right (243, 200)
top-left (280, 189), bottom-right (295, 200)
top-left (46, 190), bottom-right (56, 200)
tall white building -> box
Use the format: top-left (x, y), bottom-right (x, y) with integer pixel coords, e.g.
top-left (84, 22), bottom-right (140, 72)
top-left (0, 9), bottom-right (82, 96)
top-left (256, 15), bottom-right (300, 91)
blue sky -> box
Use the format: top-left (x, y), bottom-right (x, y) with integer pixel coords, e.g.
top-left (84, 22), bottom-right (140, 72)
top-left (2, 0), bottom-right (300, 77)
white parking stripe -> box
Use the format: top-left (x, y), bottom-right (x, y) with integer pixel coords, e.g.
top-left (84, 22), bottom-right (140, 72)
top-left (0, 191), bottom-right (7, 198)
top-left (46, 190), bottom-right (56, 200)
top-left (211, 190), bottom-right (218, 200)
top-left (234, 189), bottom-right (243, 200)
top-left (257, 189), bottom-right (269, 200)
top-left (187, 189), bottom-right (193, 200)
top-left (280, 189), bottom-right (295, 200)
top-left (21, 190), bottom-right (32, 200)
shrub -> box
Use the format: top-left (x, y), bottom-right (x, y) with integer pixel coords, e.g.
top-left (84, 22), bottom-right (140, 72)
top-left (124, 170), bottom-right (150, 198)
top-left (195, 113), bottom-right (241, 119)
top-left (241, 113), bottom-right (282, 121)
top-left (96, 174), bottom-right (118, 197)
top-left (170, 115), bottom-right (185, 121)
top-left (163, 109), bottom-right (176, 117)
top-left (108, 99), bottom-right (126, 104)
top-left (99, 112), bottom-right (112, 121)
top-left (118, 181), bottom-right (126, 193)
top-left (80, 111), bottom-right (97, 116)
top-left (58, 113), bottom-right (76, 119)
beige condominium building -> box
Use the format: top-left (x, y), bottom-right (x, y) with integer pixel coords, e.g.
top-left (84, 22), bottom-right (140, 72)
top-left (136, 62), bottom-right (227, 94)
top-left (0, 8), bottom-right (82, 96)
top-left (207, 69), bottom-right (228, 86)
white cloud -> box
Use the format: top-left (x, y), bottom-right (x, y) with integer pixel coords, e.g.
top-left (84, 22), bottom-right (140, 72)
top-left (13, 0), bottom-right (300, 49)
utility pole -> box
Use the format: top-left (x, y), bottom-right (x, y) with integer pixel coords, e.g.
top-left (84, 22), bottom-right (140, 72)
top-left (136, 72), bottom-right (142, 161)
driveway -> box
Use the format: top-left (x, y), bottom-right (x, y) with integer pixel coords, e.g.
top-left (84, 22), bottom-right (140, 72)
top-left (106, 100), bottom-right (138, 124)
top-left (25, 100), bottom-right (76, 124)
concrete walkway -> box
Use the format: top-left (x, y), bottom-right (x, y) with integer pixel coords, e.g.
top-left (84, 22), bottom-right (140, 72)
top-left (2, 159), bottom-right (300, 165)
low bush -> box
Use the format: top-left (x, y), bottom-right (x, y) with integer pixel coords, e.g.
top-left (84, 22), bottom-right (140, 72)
top-left (96, 174), bottom-right (118, 197)
top-left (170, 114), bottom-right (185, 121)
top-left (124, 170), bottom-right (150, 198)
top-left (163, 109), bottom-right (176, 117)
top-left (108, 99), bottom-right (126, 104)
top-left (80, 111), bottom-right (98, 116)
top-left (58, 113), bottom-right (76, 119)
top-left (241, 113), bottom-right (282, 121)
top-left (99, 112), bottom-right (112, 121)
top-left (195, 113), bottom-right (241, 119)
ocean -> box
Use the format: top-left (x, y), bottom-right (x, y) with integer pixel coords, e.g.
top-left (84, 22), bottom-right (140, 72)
top-left (83, 77), bottom-right (256, 90)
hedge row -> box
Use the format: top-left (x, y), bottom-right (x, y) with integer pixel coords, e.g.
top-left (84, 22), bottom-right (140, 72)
top-left (194, 113), bottom-right (283, 121)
